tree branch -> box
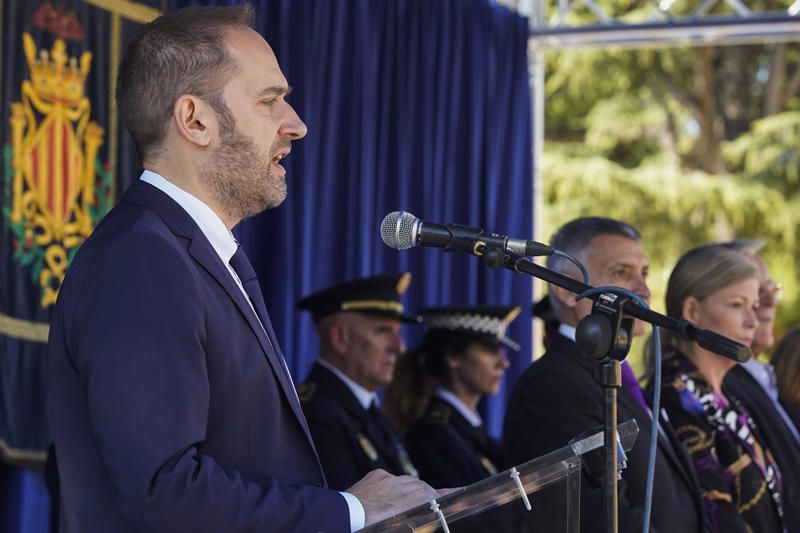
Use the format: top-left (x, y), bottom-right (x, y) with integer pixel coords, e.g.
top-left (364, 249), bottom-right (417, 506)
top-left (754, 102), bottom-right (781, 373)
top-left (783, 60), bottom-right (800, 108)
top-left (764, 43), bottom-right (786, 116)
top-left (650, 54), bottom-right (702, 124)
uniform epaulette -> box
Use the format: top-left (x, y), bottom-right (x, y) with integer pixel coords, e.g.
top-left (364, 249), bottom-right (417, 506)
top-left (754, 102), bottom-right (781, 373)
top-left (297, 382), bottom-right (316, 404)
top-left (425, 404), bottom-right (450, 425)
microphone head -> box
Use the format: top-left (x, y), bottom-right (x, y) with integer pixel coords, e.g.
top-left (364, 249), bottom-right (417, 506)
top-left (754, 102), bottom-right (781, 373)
top-left (381, 211), bottom-right (418, 250)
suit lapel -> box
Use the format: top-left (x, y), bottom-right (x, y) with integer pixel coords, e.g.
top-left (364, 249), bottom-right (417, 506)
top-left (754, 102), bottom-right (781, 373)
top-left (122, 181), bottom-right (315, 449)
top-left (559, 334), bottom-right (700, 492)
top-left (617, 364), bottom-right (704, 499)
top-left (185, 239), bottom-right (312, 432)
top-left (658, 408), bottom-right (703, 491)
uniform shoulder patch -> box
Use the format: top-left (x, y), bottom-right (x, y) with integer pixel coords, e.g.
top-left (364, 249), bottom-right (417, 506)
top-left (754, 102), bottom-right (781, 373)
top-left (425, 404), bottom-right (451, 425)
top-left (297, 382), bottom-right (316, 404)
top-left (357, 433), bottom-right (379, 461)
top-left (480, 455), bottom-right (498, 475)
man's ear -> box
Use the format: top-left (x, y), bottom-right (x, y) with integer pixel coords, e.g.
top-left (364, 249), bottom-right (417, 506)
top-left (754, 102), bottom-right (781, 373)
top-left (328, 322), bottom-right (350, 355)
top-left (444, 352), bottom-right (461, 371)
top-left (172, 95), bottom-right (213, 148)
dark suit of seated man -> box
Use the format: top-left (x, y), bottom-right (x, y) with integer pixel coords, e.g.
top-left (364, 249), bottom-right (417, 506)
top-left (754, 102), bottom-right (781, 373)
top-left (297, 274), bottom-right (420, 490)
top-left (47, 6), bottom-right (436, 532)
top-left (503, 217), bottom-right (706, 533)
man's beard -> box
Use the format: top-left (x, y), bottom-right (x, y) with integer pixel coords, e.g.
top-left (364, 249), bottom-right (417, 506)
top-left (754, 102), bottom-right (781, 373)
top-left (201, 104), bottom-right (288, 223)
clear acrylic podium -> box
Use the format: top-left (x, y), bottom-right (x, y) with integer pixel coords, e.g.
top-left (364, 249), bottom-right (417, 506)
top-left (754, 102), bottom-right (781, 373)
top-left (362, 419), bottom-right (639, 533)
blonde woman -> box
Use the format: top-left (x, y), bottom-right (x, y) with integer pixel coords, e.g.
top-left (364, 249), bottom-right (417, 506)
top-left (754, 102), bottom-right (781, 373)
top-left (657, 245), bottom-right (784, 533)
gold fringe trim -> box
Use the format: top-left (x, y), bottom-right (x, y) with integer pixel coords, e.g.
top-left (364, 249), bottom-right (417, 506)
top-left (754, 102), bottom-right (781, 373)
top-left (0, 313), bottom-right (49, 343)
top-left (109, 12), bottom-right (121, 200)
top-left (0, 439), bottom-right (47, 466)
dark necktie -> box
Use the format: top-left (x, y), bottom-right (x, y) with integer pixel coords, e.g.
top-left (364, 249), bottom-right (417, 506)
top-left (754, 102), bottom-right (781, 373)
top-left (229, 245), bottom-right (269, 324)
top-left (368, 401), bottom-right (417, 476)
top-left (229, 245), bottom-right (297, 396)
top-left (368, 401), bottom-right (394, 444)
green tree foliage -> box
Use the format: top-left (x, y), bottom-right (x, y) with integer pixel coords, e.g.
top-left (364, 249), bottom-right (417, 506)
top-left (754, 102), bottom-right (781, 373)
top-left (723, 111), bottom-right (800, 198)
top-left (546, 43), bottom-right (800, 172)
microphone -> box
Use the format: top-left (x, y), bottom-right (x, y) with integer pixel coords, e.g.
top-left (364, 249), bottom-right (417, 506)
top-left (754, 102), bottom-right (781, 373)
top-left (380, 211), bottom-right (554, 257)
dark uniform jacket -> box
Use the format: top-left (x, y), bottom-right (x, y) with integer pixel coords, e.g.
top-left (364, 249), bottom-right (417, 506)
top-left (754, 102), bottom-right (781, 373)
top-left (407, 395), bottom-right (506, 488)
top-left (299, 362), bottom-right (416, 490)
top-left (722, 364), bottom-right (800, 531)
top-left (504, 333), bottom-right (706, 533)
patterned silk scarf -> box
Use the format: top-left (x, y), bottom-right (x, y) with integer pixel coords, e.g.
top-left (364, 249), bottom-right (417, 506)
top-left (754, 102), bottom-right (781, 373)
top-left (677, 370), bottom-right (785, 526)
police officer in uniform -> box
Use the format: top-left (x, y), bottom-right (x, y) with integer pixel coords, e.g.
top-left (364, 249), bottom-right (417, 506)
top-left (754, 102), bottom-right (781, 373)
top-left (297, 273), bottom-right (420, 490)
top-left (385, 306), bottom-right (520, 488)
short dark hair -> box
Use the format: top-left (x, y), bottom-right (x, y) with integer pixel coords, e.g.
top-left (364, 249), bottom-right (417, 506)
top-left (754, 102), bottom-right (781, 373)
top-left (545, 217), bottom-right (641, 318)
top-left (116, 5), bottom-right (256, 161)
top-left (546, 216), bottom-right (641, 273)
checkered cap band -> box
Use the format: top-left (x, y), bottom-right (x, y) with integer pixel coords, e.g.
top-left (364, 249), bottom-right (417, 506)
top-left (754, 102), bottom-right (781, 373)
top-left (426, 314), bottom-right (507, 338)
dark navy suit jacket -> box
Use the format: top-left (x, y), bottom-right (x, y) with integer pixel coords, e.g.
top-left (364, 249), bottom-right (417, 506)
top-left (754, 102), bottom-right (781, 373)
top-left (504, 333), bottom-right (706, 533)
top-left (47, 180), bottom-right (350, 532)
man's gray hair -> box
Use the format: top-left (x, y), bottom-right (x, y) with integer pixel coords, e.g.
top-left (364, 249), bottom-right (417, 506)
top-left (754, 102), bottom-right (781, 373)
top-left (545, 217), bottom-right (641, 317)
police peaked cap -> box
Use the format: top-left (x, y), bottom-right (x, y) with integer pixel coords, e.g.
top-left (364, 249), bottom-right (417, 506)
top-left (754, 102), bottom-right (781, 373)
top-left (297, 272), bottom-right (421, 323)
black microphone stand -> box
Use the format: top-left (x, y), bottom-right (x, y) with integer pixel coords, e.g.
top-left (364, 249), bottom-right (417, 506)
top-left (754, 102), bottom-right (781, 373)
top-left (480, 248), bottom-right (750, 533)
top-left (575, 292), bottom-right (636, 533)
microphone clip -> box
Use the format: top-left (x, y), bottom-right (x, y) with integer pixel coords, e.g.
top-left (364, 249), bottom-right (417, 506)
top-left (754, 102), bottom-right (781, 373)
top-left (576, 292), bottom-right (635, 363)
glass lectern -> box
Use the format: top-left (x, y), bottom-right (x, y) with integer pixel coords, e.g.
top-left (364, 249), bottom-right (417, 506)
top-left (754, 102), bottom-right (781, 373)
top-left (362, 419), bottom-right (639, 533)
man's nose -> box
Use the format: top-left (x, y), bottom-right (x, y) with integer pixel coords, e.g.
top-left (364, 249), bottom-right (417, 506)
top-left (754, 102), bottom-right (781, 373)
top-left (633, 275), bottom-right (651, 303)
top-left (280, 104), bottom-right (307, 140)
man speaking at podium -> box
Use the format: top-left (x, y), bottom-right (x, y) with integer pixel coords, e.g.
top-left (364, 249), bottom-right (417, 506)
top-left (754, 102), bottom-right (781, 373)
top-left (504, 217), bottom-right (705, 532)
top-left (47, 5), bottom-right (435, 532)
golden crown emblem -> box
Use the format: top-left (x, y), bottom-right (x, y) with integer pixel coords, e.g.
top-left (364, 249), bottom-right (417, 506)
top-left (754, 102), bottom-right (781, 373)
top-left (22, 32), bottom-right (91, 106)
top-left (8, 32), bottom-right (104, 307)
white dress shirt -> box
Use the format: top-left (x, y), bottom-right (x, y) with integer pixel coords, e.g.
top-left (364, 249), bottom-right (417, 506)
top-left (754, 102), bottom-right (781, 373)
top-left (742, 358), bottom-right (800, 443)
top-left (435, 388), bottom-right (483, 428)
top-left (317, 359), bottom-right (378, 410)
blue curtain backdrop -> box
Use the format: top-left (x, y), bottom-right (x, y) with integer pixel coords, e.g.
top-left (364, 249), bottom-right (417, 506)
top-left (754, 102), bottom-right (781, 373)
top-left (6, 0), bottom-right (533, 530)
